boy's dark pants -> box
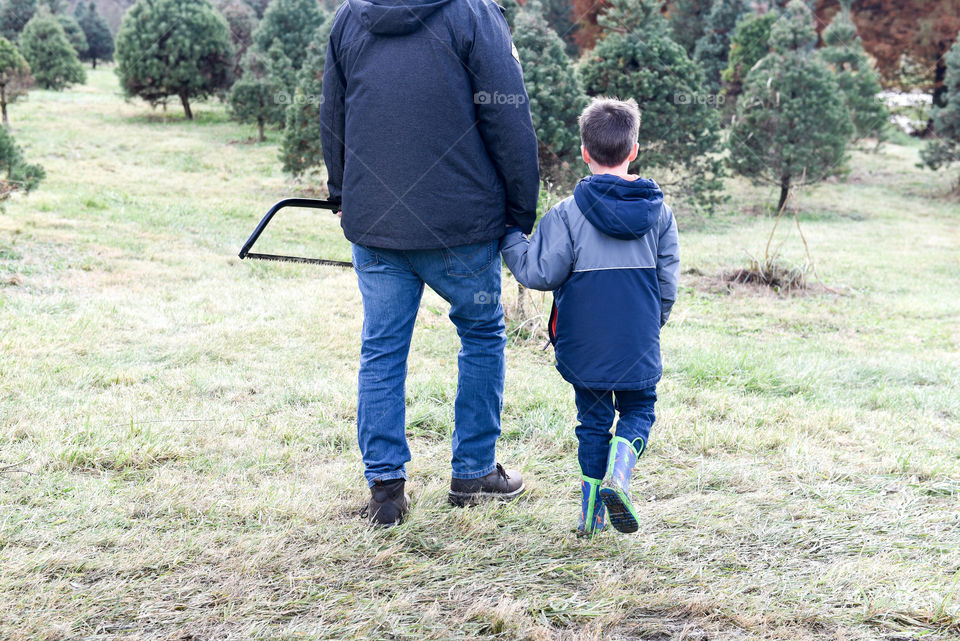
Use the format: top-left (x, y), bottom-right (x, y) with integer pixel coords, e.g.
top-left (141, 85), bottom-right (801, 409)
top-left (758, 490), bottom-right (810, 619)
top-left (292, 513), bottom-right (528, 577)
top-left (574, 386), bottom-right (657, 479)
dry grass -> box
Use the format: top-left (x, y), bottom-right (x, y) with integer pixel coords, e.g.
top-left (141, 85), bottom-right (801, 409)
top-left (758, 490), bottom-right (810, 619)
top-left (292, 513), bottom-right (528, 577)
top-left (1, 68), bottom-right (959, 640)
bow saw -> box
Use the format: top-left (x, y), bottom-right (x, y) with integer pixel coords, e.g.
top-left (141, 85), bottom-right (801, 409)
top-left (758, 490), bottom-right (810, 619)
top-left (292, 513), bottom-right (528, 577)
top-left (238, 198), bottom-right (353, 268)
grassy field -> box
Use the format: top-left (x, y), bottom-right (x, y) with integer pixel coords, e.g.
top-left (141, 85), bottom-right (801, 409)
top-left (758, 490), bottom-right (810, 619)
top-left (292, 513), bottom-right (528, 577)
top-left (1, 67), bottom-right (959, 640)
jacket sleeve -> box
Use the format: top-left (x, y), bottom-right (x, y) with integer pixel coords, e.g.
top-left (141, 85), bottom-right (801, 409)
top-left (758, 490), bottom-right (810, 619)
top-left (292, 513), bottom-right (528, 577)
top-left (500, 208), bottom-right (574, 291)
top-left (319, 24), bottom-right (346, 205)
top-left (467, 3), bottom-right (540, 233)
top-left (657, 205), bottom-right (680, 326)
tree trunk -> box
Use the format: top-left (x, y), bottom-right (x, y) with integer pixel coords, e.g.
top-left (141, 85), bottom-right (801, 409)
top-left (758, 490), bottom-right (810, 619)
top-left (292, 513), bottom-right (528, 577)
top-left (92, 58), bottom-right (97, 69)
top-left (257, 118), bottom-right (265, 142)
top-left (777, 174), bottom-right (791, 214)
top-left (1, 83), bottom-right (7, 127)
top-left (180, 93), bottom-right (193, 120)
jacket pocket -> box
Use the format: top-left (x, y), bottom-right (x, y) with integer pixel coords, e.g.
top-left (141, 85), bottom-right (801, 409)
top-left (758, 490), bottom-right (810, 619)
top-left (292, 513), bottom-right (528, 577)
top-left (443, 239), bottom-right (497, 277)
top-left (548, 299), bottom-right (558, 346)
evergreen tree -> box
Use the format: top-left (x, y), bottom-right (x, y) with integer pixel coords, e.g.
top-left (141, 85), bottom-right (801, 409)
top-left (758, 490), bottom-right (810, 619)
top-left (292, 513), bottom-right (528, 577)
top-left (252, 0), bottom-right (323, 71)
top-left (541, 0), bottom-right (578, 55)
top-left (0, 0), bottom-right (36, 41)
top-left (728, 0), bottom-right (853, 211)
top-left (693, 0), bottom-right (746, 94)
top-left (19, 8), bottom-right (83, 89)
top-left (56, 13), bottom-right (86, 57)
top-left (514, 3), bottom-right (586, 186)
top-left (581, 0), bottom-right (726, 211)
top-left (669, 0), bottom-right (711, 56)
top-left (217, 0), bottom-right (257, 78)
top-left (229, 40), bottom-right (295, 141)
top-left (920, 38), bottom-right (960, 178)
top-left (818, 0), bottom-right (887, 143)
top-left (279, 20), bottom-right (331, 175)
top-left (722, 9), bottom-right (776, 100)
top-left (0, 125), bottom-right (44, 197)
top-left (75, 1), bottom-right (113, 68)
top-left (115, 0), bottom-right (234, 119)
top-left (499, 0), bottom-right (519, 30)
top-left (0, 35), bottom-right (28, 124)
top-left (243, 0), bottom-right (268, 19)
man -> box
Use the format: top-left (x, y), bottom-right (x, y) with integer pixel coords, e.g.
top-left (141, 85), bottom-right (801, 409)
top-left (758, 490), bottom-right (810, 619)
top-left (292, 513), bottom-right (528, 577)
top-left (320, 0), bottom-right (540, 526)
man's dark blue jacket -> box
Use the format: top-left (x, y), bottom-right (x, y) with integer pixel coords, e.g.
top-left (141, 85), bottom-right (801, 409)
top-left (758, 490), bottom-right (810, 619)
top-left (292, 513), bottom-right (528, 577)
top-left (320, 0), bottom-right (541, 250)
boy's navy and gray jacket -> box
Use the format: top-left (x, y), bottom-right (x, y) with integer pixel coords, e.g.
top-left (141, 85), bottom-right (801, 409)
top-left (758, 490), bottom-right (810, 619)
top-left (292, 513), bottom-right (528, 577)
top-left (501, 175), bottom-right (680, 390)
top-left (320, 0), bottom-right (540, 250)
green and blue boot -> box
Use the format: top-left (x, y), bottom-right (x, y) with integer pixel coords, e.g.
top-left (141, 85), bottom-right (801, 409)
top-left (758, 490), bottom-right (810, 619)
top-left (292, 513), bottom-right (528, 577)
top-left (577, 474), bottom-right (606, 537)
top-left (599, 436), bottom-right (643, 533)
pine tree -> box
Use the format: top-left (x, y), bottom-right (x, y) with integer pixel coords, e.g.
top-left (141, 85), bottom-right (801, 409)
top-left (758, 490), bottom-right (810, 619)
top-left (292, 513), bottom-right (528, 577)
top-left (229, 40), bottom-right (295, 141)
top-left (75, 2), bottom-right (113, 68)
top-left (243, 0), bottom-right (268, 19)
top-left (19, 7), bottom-right (83, 89)
top-left (728, 0), bottom-right (853, 211)
top-left (818, 0), bottom-right (887, 143)
top-left (669, 0), bottom-right (711, 56)
top-left (0, 124), bottom-right (44, 198)
top-left (251, 0), bottom-right (323, 72)
top-left (693, 0), bottom-right (746, 94)
top-left (0, 35), bottom-right (29, 124)
top-left (115, 0), bottom-right (233, 119)
top-left (279, 20), bottom-right (331, 175)
top-left (56, 13), bottom-right (86, 57)
top-left (722, 9), bottom-right (776, 100)
top-left (514, 2), bottom-right (586, 186)
top-left (0, 0), bottom-right (36, 41)
top-left (217, 0), bottom-right (257, 78)
top-left (581, 0), bottom-right (726, 211)
top-left (540, 0), bottom-right (578, 55)
top-left (920, 38), bottom-right (960, 179)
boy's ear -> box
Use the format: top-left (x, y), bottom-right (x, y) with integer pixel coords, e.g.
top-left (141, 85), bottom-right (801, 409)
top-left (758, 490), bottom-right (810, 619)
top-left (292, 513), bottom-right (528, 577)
top-left (581, 145), bottom-right (591, 165)
top-left (627, 142), bottom-right (639, 163)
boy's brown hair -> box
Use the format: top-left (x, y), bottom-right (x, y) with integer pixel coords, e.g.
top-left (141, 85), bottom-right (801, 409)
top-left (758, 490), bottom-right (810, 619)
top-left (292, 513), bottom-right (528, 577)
top-left (578, 97), bottom-right (641, 167)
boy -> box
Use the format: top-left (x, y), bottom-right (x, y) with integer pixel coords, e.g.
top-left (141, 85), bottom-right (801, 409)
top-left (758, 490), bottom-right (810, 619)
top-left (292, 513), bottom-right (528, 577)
top-left (501, 97), bottom-right (679, 536)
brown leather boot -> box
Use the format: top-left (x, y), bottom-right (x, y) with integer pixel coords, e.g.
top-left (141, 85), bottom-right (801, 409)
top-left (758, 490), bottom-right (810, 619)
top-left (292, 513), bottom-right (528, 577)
top-left (361, 478), bottom-right (411, 527)
top-left (449, 463), bottom-right (525, 507)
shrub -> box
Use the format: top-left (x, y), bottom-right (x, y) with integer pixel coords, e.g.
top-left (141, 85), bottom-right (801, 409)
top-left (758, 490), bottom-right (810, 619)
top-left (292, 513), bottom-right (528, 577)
top-left (514, 2), bottom-right (587, 186)
top-left (920, 38), bottom-right (960, 181)
top-left (722, 9), bottom-right (776, 101)
top-left (279, 20), bottom-right (331, 175)
top-left (0, 0), bottom-right (36, 41)
top-left (818, 0), bottom-right (887, 143)
top-left (0, 124), bottom-right (44, 199)
top-left (581, 0), bottom-right (726, 212)
top-left (229, 41), bottom-right (295, 141)
top-left (251, 0), bottom-right (323, 71)
top-left (693, 0), bottom-right (746, 94)
top-left (0, 35), bottom-right (30, 124)
top-left (728, 0), bottom-right (852, 212)
top-left (115, 0), bottom-right (233, 119)
top-left (55, 13), bottom-right (85, 57)
top-left (74, 1), bottom-right (113, 68)
top-left (216, 0), bottom-right (257, 78)
top-left (19, 7), bottom-right (83, 90)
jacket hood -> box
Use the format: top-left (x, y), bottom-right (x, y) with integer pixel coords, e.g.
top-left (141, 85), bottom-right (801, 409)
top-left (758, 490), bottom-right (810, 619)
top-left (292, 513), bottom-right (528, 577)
top-left (347, 0), bottom-right (454, 35)
top-left (573, 174), bottom-right (664, 240)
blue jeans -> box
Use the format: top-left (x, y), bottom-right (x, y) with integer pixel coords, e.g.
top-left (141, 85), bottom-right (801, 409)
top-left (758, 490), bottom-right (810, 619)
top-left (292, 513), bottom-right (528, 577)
top-left (573, 386), bottom-right (657, 480)
top-left (352, 239), bottom-right (506, 486)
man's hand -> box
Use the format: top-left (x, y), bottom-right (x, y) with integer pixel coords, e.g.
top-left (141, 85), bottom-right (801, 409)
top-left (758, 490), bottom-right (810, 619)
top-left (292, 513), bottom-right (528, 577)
top-left (337, 211), bottom-right (342, 219)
